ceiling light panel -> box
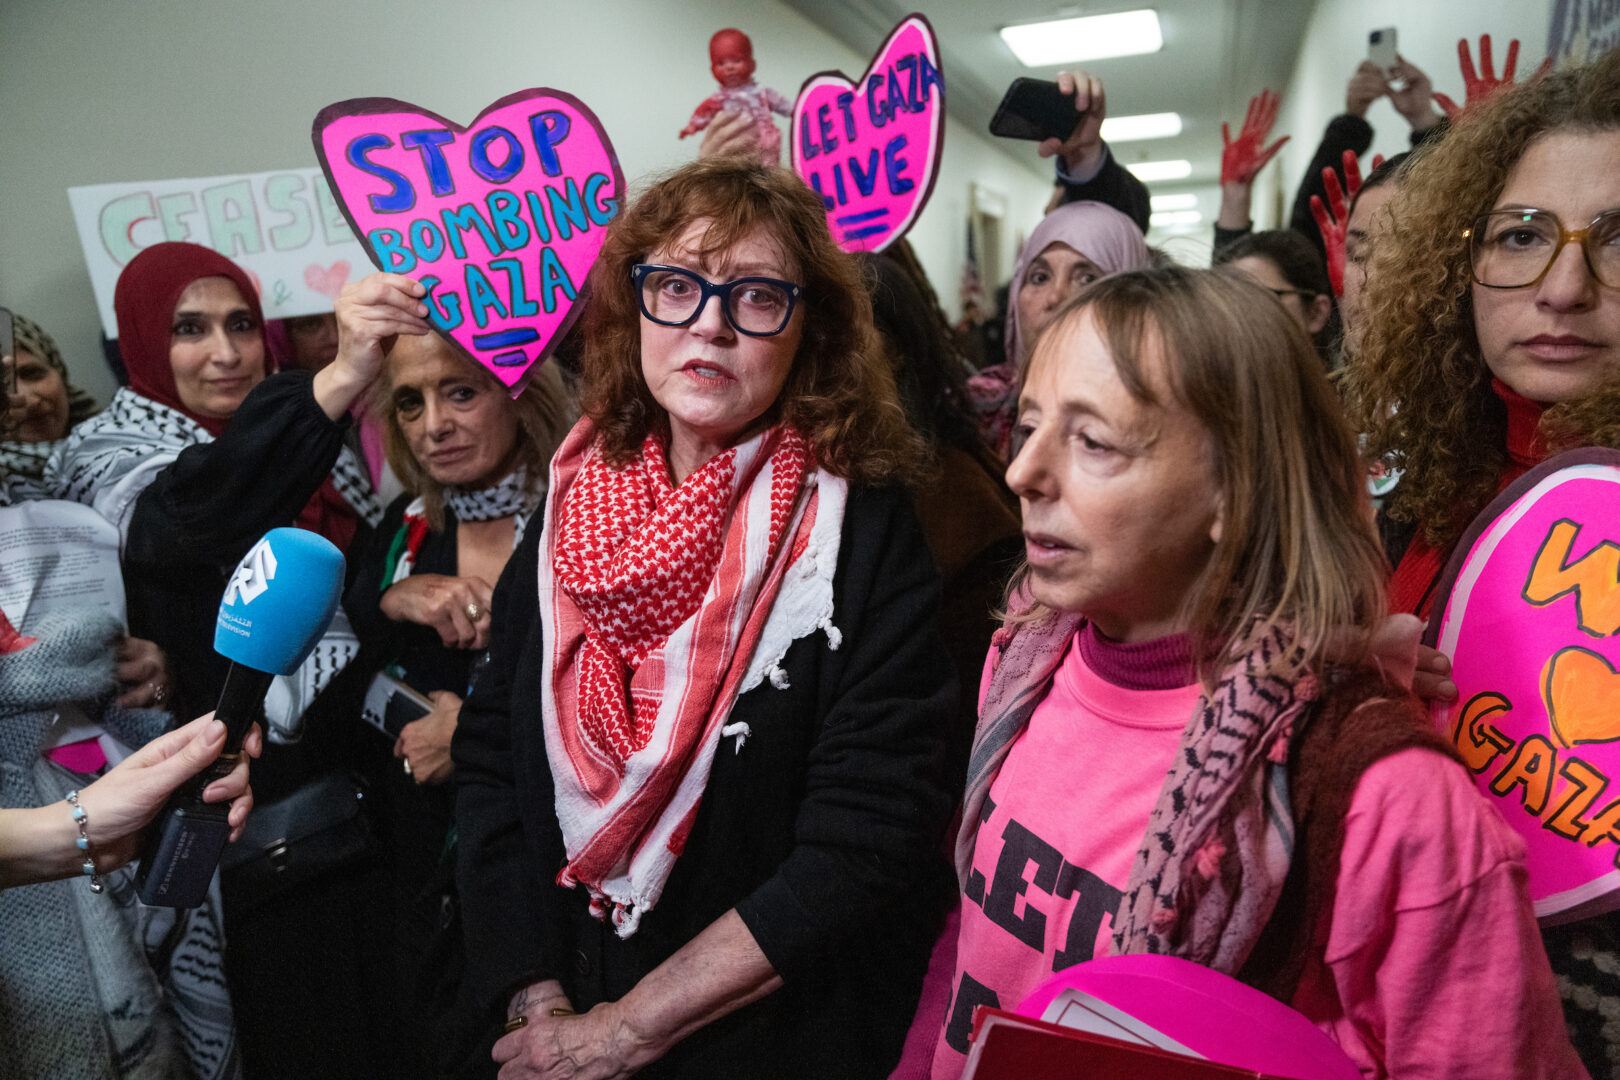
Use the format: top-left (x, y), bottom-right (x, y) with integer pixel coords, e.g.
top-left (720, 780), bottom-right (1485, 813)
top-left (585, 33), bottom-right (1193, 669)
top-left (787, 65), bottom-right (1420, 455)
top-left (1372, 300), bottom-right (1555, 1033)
top-left (1126, 159), bottom-right (1192, 182)
top-left (1000, 10), bottom-right (1164, 67)
top-left (1100, 112), bottom-right (1182, 142)
top-left (1149, 193), bottom-right (1198, 211)
top-left (1149, 210), bottom-right (1203, 228)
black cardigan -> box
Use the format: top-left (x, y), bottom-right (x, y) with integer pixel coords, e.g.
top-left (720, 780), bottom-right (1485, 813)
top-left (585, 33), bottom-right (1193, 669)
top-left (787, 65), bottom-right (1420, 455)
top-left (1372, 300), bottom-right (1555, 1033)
top-left (122, 371), bottom-right (356, 722)
top-left (452, 483), bottom-right (959, 1078)
top-left (345, 491), bottom-right (482, 698)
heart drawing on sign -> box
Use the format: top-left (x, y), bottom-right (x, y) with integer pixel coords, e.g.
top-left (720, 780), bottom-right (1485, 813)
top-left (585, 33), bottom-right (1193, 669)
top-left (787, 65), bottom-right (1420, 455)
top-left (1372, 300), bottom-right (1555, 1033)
top-left (313, 89), bottom-right (623, 391)
top-left (304, 261), bottom-right (350, 299)
top-left (1544, 646), bottom-right (1620, 748)
top-left (791, 14), bottom-right (944, 253)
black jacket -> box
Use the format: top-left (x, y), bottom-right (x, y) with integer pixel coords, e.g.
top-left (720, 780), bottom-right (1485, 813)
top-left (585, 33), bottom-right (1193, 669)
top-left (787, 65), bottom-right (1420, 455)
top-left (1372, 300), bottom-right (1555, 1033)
top-left (1055, 147), bottom-right (1151, 233)
top-left (123, 371), bottom-right (356, 723)
top-left (452, 483), bottom-right (959, 1077)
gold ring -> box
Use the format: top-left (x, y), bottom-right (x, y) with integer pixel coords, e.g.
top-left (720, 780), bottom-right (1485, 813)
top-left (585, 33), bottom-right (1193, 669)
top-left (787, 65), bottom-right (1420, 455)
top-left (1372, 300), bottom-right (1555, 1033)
top-left (402, 758), bottom-right (414, 778)
top-left (504, 1014), bottom-right (528, 1033)
top-left (466, 603), bottom-right (482, 622)
top-left (550, 1008), bottom-right (576, 1017)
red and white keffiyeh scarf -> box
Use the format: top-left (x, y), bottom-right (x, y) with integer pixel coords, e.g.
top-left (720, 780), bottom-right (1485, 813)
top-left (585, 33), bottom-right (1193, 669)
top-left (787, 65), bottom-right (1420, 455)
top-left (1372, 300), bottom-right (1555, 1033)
top-left (538, 418), bottom-right (844, 936)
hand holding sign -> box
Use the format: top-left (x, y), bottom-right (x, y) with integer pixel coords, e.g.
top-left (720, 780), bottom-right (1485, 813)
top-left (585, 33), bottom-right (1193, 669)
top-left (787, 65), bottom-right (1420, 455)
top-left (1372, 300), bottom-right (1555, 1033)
top-left (313, 273), bottom-right (431, 420)
top-left (314, 90), bottom-right (623, 394)
top-left (790, 14), bottom-right (945, 253)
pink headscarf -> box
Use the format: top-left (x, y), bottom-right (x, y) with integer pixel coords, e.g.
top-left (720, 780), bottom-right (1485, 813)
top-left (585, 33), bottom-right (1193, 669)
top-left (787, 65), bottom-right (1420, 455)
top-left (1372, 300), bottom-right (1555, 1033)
top-left (1003, 200), bottom-right (1151, 367)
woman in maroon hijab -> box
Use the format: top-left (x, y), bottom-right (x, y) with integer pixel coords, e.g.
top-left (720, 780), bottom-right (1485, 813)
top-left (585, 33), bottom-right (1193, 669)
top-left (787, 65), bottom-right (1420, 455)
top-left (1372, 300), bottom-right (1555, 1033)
top-left (49, 241), bottom-right (426, 721)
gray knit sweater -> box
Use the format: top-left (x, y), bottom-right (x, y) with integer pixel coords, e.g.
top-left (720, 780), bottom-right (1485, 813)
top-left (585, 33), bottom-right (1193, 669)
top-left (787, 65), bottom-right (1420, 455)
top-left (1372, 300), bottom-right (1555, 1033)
top-left (0, 609), bottom-right (239, 1080)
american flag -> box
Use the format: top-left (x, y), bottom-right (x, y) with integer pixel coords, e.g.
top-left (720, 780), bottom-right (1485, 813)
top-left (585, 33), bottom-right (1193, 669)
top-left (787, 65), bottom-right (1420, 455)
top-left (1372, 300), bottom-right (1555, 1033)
top-left (959, 215), bottom-right (986, 322)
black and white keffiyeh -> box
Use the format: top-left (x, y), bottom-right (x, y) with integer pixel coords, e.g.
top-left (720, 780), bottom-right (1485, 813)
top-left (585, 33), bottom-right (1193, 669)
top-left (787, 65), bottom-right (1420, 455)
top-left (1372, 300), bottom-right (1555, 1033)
top-left (388, 466), bottom-right (544, 585)
top-left (45, 387), bottom-right (382, 537)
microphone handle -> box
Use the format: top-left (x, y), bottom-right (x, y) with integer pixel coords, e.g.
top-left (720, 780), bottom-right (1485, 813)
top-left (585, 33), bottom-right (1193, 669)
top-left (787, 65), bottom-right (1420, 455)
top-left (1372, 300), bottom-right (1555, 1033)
top-left (135, 661), bottom-right (272, 907)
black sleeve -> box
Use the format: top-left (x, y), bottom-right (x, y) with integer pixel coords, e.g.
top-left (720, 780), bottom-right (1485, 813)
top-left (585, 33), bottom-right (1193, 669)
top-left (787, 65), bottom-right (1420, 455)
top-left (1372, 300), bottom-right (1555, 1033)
top-left (453, 519), bottom-right (568, 1013)
top-left (1288, 114), bottom-right (1374, 257)
top-left (122, 370), bottom-right (349, 570)
top-left (1213, 223), bottom-right (1253, 253)
top-left (1055, 149), bottom-right (1151, 233)
top-left (343, 493), bottom-right (411, 648)
top-left (732, 487), bottom-right (957, 981)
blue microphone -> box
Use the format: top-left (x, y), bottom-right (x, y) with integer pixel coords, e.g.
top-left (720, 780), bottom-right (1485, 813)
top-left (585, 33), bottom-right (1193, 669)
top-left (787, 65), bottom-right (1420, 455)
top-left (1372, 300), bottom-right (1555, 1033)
top-left (137, 528), bottom-right (345, 907)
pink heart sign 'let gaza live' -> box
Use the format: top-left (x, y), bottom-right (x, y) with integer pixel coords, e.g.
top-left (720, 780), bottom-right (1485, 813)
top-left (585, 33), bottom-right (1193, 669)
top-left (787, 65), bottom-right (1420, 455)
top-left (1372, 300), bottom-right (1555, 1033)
top-left (791, 14), bottom-right (944, 254)
top-left (313, 90), bottom-right (623, 392)
top-left (1428, 449), bottom-right (1620, 921)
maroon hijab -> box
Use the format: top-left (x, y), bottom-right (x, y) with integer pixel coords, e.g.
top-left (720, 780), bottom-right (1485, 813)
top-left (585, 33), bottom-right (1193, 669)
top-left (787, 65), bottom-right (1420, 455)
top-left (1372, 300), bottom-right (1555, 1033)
top-left (112, 242), bottom-right (362, 550)
top-left (113, 242), bottom-right (266, 438)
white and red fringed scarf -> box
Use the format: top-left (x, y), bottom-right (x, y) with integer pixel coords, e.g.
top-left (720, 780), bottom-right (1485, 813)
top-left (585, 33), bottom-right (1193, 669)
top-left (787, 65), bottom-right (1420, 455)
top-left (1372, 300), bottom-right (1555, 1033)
top-left (538, 417), bottom-right (847, 937)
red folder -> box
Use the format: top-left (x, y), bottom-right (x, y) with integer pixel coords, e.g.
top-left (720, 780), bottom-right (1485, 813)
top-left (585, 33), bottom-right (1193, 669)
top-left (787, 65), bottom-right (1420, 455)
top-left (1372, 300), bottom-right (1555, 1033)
top-left (961, 1007), bottom-right (1305, 1080)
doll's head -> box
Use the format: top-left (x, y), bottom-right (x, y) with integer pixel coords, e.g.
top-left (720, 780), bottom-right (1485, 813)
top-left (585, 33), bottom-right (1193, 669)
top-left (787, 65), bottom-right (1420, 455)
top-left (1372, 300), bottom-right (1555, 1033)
top-left (710, 29), bottom-right (755, 88)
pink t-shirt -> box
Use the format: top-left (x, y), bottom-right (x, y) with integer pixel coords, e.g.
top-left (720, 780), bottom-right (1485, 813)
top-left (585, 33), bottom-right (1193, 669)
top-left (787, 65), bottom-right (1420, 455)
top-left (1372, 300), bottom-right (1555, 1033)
top-left (920, 630), bottom-right (1584, 1080)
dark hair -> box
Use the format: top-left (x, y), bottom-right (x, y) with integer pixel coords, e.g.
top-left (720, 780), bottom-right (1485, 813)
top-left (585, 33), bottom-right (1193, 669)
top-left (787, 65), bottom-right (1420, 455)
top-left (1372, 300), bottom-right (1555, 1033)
top-left (578, 157), bottom-right (924, 484)
top-left (1213, 229), bottom-right (1339, 363)
top-left (861, 248), bottom-right (997, 469)
top-left (1349, 150), bottom-right (1412, 216)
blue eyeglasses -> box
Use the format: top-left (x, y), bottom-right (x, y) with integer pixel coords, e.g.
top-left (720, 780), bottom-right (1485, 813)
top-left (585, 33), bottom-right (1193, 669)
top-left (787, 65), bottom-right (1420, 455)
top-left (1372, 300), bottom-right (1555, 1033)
top-left (631, 263), bottom-right (802, 337)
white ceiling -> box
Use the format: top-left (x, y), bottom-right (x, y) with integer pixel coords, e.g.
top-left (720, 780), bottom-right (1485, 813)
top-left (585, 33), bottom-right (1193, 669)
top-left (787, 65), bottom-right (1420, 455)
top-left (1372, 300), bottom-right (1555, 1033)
top-left (784, 0), bottom-right (1318, 193)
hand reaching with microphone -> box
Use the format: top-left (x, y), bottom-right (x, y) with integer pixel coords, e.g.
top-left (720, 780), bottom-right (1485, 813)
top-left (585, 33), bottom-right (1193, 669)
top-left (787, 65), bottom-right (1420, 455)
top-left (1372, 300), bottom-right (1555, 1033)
top-left (0, 713), bottom-right (261, 890)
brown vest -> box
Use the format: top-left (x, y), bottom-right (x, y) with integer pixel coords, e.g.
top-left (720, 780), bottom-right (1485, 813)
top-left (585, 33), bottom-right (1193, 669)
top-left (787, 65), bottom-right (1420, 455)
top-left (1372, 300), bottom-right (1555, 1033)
top-left (1239, 670), bottom-right (1463, 1002)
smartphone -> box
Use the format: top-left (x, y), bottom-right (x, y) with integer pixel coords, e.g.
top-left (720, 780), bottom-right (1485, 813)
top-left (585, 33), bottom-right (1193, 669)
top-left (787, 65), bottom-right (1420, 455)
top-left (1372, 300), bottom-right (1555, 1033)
top-left (361, 670), bottom-right (434, 739)
top-left (989, 78), bottom-right (1085, 142)
top-left (1368, 27), bottom-right (1398, 77)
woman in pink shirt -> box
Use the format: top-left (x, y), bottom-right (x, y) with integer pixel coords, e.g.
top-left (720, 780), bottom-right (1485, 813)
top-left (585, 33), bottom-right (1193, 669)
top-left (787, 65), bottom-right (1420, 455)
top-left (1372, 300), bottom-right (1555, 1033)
top-left (927, 267), bottom-right (1583, 1079)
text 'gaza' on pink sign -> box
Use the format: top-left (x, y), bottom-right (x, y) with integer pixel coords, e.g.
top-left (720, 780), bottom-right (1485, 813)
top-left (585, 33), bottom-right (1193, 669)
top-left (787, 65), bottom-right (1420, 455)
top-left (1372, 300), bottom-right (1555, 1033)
top-left (791, 14), bottom-right (945, 254)
top-left (1430, 450), bottom-right (1620, 920)
top-left (314, 89), bottom-right (623, 392)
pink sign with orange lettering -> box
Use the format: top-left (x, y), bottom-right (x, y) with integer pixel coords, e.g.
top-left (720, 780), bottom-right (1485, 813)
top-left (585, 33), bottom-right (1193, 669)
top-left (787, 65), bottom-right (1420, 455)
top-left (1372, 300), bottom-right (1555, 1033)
top-left (1429, 449), bottom-right (1620, 920)
top-left (313, 89), bottom-right (623, 393)
top-left (790, 14), bottom-right (945, 254)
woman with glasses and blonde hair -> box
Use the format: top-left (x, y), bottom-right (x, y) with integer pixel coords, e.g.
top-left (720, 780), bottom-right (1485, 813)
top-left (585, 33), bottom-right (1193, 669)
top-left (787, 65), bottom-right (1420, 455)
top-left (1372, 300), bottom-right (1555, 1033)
top-left (927, 267), bottom-right (1579, 1079)
top-left (1344, 47), bottom-right (1620, 1076)
top-left (452, 158), bottom-right (956, 1078)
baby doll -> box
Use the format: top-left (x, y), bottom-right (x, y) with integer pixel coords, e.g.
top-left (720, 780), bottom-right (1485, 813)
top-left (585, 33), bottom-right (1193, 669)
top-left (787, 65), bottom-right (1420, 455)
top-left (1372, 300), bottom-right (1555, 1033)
top-left (679, 29), bottom-right (792, 165)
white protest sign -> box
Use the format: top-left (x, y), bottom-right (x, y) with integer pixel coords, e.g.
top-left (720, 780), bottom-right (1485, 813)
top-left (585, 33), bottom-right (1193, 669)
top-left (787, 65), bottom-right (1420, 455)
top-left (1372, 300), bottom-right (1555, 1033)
top-left (0, 501), bottom-right (125, 633)
top-left (67, 167), bottom-right (371, 338)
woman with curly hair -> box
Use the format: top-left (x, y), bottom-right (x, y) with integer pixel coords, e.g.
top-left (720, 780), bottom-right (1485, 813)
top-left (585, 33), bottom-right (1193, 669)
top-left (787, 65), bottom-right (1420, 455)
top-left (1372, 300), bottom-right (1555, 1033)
top-left (1343, 47), bottom-right (1620, 1075)
top-left (453, 157), bottom-right (956, 1078)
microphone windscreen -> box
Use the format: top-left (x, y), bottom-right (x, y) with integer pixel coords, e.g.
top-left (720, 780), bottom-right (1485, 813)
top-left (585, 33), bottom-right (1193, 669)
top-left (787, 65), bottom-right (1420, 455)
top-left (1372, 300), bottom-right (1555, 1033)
top-left (213, 527), bottom-right (345, 675)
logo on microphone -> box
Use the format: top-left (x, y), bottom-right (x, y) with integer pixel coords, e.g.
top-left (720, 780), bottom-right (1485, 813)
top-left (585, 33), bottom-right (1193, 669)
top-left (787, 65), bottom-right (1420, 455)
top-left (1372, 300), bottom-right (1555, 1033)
top-left (223, 538), bottom-right (278, 607)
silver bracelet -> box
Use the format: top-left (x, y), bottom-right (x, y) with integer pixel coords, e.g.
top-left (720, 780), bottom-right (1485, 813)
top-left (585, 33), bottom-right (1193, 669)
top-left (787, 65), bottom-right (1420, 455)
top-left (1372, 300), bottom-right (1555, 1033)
top-left (64, 790), bottom-right (103, 893)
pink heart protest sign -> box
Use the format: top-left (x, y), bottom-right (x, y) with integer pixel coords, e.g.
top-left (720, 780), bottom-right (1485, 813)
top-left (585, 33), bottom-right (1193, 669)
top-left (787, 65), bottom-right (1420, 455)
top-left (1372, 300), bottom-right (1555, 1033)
top-left (790, 14), bottom-right (944, 254)
top-left (1428, 449), bottom-right (1620, 920)
top-left (313, 89), bottom-right (623, 392)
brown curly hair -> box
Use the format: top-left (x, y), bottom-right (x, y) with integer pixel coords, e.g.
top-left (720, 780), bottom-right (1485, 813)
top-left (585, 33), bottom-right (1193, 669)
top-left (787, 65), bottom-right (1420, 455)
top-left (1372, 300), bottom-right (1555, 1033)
top-left (577, 157), bottom-right (924, 485)
top-left (1343, 49), bottom-right (1620, 548)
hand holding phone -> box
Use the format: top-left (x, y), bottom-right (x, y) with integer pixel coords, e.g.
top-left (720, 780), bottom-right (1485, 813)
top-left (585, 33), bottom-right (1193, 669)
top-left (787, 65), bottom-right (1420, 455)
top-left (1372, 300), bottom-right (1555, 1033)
top-left (989, 78), bottom-right (1085, 142)
top-left (1368, 27), bottom-right (1399, 80)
